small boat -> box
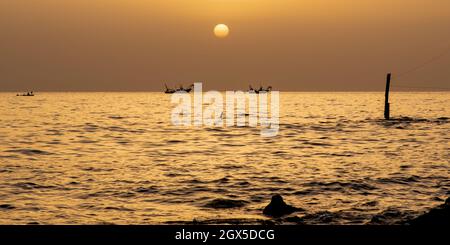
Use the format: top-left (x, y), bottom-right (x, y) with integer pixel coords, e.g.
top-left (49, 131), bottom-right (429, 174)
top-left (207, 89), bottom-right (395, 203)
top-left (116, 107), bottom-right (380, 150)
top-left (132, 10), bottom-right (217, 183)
top-left (17, 91), bottom-right (35, 96)
top-left (249, 85), bottom-right (272, 94)
top-left (249, 85), bottom-right (257, 93)
top-left (164, 84), bottom-right (176, 94)
top-left (164, 84), bottom-right (194, 94)
top-left (259, 86), bottom-right (273, 93)
top-left (183, 84), bottom-right (194, 93)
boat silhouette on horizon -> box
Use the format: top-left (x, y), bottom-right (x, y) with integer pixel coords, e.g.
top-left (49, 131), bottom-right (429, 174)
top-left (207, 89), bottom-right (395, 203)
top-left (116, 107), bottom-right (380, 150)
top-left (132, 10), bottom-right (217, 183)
top-left (249, 85), bottom-right (272, 94)
top-left (164, 84), bottom-right (194, 94)
top-left (17, 91), bottom-right (35, 97)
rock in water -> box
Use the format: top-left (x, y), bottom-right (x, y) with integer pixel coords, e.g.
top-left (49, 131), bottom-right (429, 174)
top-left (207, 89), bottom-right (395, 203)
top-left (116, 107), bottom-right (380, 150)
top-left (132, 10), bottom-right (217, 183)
top-left (407, 197), bottom-right (450, 225)
top-left (263, 195), bottom-right (303, 217)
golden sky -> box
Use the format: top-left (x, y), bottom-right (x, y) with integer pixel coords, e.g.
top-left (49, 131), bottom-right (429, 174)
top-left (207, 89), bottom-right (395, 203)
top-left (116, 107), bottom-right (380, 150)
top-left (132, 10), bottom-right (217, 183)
top-left (1, 0), bottom-right (450, 91)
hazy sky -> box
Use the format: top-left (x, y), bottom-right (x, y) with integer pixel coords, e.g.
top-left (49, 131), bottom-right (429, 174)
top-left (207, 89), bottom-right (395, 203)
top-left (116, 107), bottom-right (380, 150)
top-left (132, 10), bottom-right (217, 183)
top-left (1, 0), bottom-right (450, 91)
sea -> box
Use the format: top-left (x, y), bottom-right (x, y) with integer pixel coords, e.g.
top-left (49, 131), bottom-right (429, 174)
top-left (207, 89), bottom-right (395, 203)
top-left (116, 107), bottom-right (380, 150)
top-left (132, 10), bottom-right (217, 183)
top-left (0, 92), bottom-right (448, 224)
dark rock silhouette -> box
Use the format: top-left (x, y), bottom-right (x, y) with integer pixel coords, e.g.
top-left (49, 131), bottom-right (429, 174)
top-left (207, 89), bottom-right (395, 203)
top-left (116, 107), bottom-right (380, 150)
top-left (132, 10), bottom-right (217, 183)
top-left (203, 198), bottom-right (248, 209)
top-left (406, 197), bottom-right (450, 225)
top-left (282, 216), bottom-right (304, 224)
top-left (369, 208), bottom-right (410, 225)
top-left (263, 194), bottom-right (303, 217)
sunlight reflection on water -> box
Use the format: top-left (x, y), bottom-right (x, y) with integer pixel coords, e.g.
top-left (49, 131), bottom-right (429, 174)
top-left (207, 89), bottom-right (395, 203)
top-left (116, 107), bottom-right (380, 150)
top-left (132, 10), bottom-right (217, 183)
top-left (0, 92), bottom-right (448, 224)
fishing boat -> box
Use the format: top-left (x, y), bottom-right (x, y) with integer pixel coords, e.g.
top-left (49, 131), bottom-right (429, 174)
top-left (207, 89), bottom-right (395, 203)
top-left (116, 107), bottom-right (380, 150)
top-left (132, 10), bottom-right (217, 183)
top-left (164, 84), bottom-right (176, 94)
top-left (183, 84), bottom-right (194, 93)
top-left (258, 86), bottom-right (273, 93)
top-left (164, 84), bottom-right (194, 94)
top-left (249, 85), bottom-right (272, 94)
top-left (17, 91), bottom-right (35, 96)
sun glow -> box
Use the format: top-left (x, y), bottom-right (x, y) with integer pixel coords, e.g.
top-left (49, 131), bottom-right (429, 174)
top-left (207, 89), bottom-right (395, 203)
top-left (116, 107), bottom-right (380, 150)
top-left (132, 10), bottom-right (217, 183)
top-left (214, 24), bottom-right (230, 38)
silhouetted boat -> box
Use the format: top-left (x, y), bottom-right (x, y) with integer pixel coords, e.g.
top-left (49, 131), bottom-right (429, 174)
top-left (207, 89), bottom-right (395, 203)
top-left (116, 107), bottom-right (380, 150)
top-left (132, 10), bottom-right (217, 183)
top-left (249, 85), bottom-right (272, 94)
top-left (183, 84), bottom-right (194, 93)
top-left (164, 84), bottom-right (176, 94)
top-left (164, 84), bottom-right (194, 94)
top-left (17, 91), bottom-right (35, 97)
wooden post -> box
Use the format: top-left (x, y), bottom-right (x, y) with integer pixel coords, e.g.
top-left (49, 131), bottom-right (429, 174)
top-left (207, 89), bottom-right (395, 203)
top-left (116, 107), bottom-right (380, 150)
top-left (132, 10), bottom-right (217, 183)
top-left (384, 73), bottom-right (391, 120)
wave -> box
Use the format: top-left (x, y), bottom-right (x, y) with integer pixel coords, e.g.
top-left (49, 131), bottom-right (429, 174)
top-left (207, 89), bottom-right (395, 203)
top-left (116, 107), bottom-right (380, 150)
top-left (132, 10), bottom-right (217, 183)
top-left (202, 198), bottom-right (248, 209)
top-left (5, 149), bottom-right (53, 156)
top-left (13, 182), bottom-right (56, 190)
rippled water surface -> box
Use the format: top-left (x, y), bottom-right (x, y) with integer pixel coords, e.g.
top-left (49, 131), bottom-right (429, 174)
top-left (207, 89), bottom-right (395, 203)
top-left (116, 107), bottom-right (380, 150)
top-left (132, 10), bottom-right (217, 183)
top-left (0, 92), bottom-right (449, 224)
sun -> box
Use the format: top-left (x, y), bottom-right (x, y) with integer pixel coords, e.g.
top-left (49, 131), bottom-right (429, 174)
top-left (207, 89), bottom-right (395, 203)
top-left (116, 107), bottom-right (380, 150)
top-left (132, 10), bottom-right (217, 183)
top-left (214, 24), bottom-right (230, 38)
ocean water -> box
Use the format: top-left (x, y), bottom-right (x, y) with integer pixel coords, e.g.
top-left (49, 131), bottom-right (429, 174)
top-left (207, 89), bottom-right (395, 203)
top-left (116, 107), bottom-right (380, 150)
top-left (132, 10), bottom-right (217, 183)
top-left (0, 92), bottom-right (448, 224)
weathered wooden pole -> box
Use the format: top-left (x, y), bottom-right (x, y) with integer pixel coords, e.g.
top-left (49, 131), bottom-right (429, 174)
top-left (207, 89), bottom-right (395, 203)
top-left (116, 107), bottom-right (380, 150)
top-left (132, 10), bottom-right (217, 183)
top-left (384, 73), bottom-right (391, 120)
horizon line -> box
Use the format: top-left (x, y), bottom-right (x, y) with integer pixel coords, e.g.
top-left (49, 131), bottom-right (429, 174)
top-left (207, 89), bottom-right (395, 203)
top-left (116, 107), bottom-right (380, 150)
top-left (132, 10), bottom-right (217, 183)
top-left (2, 90), bottom-right (450, 93)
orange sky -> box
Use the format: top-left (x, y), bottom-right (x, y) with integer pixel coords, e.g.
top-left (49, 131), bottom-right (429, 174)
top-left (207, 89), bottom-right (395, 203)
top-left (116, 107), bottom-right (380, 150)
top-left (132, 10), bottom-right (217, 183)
top-left (1, 0), bottom-right (450, 91)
